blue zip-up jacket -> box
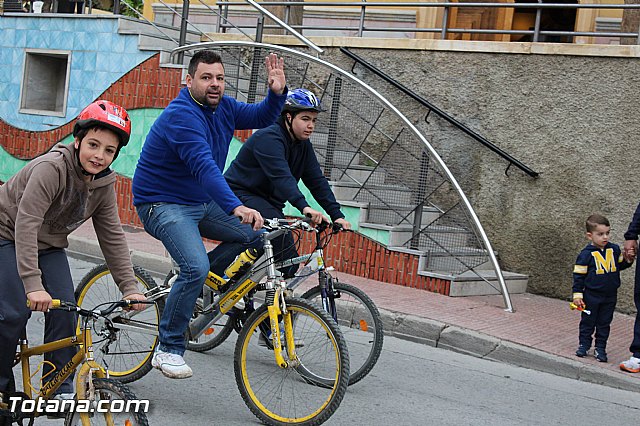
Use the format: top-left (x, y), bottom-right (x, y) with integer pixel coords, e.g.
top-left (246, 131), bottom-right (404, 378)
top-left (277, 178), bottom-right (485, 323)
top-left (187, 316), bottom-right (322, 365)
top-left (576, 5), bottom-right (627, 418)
top-left (224, 117), bottom-right (344, 221)
top-left (132, 87), bottom-right (286, 213)
top-left (572, 242), bottom-right (632, 298)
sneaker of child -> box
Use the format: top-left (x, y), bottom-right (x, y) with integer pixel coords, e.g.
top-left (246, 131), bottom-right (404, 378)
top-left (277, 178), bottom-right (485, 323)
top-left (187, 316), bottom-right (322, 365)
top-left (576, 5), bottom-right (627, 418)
top-left (575, 345), bottom-right (588, 357)
top-left (594, 347), bottom-right (608, 362)
top-left (619, 356), bottom-right (640, 373)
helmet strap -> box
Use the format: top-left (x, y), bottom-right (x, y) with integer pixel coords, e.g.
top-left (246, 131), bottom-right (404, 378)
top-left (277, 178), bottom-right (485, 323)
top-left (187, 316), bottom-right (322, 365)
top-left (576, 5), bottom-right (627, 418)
top-left (284, 113), bottom-right (299, 141)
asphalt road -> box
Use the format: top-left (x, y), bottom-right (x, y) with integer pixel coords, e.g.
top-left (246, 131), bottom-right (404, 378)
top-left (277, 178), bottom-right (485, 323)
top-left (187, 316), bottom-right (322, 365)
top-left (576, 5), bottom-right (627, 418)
top-left (17, 257), bottom-right (640, 425)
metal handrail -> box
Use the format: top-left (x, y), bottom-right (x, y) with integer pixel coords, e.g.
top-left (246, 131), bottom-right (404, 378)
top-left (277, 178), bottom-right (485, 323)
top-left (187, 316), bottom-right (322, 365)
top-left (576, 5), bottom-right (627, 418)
top-left (215, 1), bottom-right (640, 43)
top-left (340, 47), bottom-right (539, 178)
top-left (167, 41), bottom-right (515, 312)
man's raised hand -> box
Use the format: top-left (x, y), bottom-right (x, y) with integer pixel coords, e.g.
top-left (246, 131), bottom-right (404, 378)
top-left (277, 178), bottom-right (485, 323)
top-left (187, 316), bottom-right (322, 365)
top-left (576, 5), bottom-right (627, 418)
top-left (265, 53), bottom-right (286, 95)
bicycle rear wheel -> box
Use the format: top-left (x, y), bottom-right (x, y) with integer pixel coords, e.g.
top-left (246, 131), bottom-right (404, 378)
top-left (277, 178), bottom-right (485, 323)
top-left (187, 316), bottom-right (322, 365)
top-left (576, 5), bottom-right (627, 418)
top-left (75, 264), bottom-right (163, 383)
top-left (235, 297), bottom-right (349, 426)
top-left (64, 378), bottom-right (149, 426)
top-left (301, 281), bottom-right (383, 386)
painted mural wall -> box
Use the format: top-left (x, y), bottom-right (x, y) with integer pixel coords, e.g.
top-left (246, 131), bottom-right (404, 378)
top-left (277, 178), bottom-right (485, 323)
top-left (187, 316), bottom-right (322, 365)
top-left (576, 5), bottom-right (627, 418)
top-left (0, 16), bottom-right (439, 293)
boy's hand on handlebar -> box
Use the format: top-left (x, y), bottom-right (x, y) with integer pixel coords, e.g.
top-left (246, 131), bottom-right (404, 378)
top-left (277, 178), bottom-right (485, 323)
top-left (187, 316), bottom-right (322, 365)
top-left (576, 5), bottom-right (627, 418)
top-left (27, 290), bottom-right (53, 312)
top-left (124, 293), bottom-right (148, 311)
top-left (303, 207), bottom-right (329, 226)
top-left (233, 205), bottom-right (264, 230)
top-left (334, 218), bottom-right (351, 230)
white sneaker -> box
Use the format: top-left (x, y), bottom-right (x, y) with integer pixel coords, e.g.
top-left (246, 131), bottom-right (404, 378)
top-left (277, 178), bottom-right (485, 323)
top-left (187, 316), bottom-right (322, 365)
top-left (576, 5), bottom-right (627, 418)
top-left (152, 349), bottom-right (193, 379)
top-left (620, 356), bottom-right (640, 373)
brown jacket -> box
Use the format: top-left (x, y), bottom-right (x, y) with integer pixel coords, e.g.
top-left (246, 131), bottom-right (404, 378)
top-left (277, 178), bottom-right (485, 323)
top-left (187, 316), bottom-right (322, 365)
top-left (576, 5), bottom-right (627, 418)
top-left (0, 143), bottom-right (138, 296)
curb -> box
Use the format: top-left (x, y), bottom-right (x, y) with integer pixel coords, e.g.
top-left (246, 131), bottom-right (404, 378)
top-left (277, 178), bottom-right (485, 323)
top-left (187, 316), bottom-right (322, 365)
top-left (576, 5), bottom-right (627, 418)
top-left (382, 307), bottom-right (640, 393)
top-left (67, 234), bottom-right (640, 393)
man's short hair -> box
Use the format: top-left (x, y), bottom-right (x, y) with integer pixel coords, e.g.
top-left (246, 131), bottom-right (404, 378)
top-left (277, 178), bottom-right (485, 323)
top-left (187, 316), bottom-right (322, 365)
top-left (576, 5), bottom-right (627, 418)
top-left (586, 214), bottom-right (610, 232)
top-left (188, 50), bottom-right (223, 77)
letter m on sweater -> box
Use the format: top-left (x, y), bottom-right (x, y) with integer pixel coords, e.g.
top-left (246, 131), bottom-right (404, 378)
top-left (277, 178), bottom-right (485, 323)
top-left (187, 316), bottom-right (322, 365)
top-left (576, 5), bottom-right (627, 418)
top-left (592, 248), bottom-right (616, 274)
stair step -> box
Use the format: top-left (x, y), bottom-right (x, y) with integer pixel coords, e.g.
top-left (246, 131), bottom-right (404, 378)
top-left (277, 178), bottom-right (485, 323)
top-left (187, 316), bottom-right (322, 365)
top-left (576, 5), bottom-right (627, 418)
top-left (330, 181), bottom-right (413, 205)
top-left (421, 247), bottom-right (493, 273)
top-left (330, 166), bottom-right (386, 186)
top-left (420, 270), bottom-right (529, 296)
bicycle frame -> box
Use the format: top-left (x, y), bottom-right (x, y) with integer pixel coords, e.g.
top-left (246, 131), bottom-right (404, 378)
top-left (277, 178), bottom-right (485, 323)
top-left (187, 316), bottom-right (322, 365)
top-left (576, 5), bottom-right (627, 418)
top-left (115, 220), bottom-right (332, 367)
top-left (18, 323), bottom-right (105, 401)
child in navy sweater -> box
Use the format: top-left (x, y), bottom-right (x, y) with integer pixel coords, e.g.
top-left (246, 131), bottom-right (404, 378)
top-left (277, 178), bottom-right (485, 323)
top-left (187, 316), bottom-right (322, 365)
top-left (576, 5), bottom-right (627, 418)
top-left (573, 214), bottom-right (633, 362)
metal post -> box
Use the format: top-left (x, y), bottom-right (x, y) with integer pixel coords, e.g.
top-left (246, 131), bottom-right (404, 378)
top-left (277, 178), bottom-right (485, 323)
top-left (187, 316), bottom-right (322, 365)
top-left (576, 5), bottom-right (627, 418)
top-left (358, 0), bottom-right (366, 37)
top-left (284, 4), bottom-right (290, 33)
top-left (533, 0), bottom-right (542, 42)
top-left (247, 45), bottom-right (263, 104)
top-left (411, 152), bottom-right (429, 250)
top-left (177, 0), bottom-right (190, 65)
top-left (323, 77), bottom-right (342, 177)
top-left (441, 6), bottom-right (449, 39)
top-left (255, 15), bottom-right (264, 43)
top-left (216, 5), bottom-right (222, 33)
top-left (637, 21), bottom-right (640, 44)
top-left (113, 0), bottom-right (120, 15)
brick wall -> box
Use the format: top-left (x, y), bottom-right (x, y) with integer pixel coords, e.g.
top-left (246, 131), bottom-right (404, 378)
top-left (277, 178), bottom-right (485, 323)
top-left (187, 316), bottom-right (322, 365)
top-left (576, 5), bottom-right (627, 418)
top-left (296, 230), bottom-right (450, 295)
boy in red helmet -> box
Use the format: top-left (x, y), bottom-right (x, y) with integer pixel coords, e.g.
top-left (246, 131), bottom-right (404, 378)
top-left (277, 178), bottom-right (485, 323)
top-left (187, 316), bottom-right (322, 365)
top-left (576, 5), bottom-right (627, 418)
top-left (0, 100), bottom-right (146, 415)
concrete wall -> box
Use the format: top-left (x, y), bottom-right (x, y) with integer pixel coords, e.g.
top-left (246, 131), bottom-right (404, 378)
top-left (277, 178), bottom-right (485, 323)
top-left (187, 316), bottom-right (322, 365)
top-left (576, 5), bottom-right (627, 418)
top-left (255, 36), bottom-right (640, 311)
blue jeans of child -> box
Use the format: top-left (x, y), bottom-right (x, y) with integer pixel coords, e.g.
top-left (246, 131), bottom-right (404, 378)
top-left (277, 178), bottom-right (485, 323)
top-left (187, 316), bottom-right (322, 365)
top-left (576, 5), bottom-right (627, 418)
top-left (0, 242), bottom-right (76, 395)
top-left (136, 201), bottom-right (263, 356)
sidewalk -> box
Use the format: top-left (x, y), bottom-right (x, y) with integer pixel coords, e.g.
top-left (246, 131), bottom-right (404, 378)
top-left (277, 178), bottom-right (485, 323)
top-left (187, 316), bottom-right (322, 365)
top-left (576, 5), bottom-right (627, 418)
top-left (68, 221), bottom-right (640, 393)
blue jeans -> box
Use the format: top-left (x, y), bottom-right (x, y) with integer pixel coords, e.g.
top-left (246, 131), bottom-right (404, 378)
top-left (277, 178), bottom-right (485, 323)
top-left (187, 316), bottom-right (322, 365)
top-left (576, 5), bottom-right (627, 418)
top-left (136, 202), bottom-right (263, 355)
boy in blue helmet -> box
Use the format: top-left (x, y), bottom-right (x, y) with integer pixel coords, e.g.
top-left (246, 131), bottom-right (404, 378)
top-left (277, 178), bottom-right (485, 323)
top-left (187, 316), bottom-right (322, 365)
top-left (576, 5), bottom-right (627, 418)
top-left (224, 88), bottom-right (351, 277)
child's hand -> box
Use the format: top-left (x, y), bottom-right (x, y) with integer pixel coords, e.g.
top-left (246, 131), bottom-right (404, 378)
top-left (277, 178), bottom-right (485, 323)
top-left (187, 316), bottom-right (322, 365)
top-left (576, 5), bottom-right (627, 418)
top-left (27, 290), bottom-right (53, 312)
top-left (572, 298), bottom-right (586, 310)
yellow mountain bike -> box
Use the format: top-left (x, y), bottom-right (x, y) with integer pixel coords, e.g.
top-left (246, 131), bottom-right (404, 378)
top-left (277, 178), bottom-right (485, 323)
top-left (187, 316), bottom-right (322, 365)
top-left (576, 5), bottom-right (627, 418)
top-left (0, 299), bottom-right (149, 426)
top-left (75, 218), bottom-right (350, 425)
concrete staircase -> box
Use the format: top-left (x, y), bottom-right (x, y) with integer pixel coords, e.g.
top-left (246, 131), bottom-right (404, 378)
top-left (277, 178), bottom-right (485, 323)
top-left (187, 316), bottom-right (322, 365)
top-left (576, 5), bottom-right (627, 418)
top-left (311, 132), bottom-right (528, 296)
top-left (114, 20), bottom-right (528, 296)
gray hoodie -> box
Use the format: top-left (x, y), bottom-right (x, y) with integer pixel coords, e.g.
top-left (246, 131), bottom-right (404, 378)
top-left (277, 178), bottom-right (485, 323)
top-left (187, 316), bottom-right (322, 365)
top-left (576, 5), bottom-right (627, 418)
top-left (0, 143), bottom-right (138, 296)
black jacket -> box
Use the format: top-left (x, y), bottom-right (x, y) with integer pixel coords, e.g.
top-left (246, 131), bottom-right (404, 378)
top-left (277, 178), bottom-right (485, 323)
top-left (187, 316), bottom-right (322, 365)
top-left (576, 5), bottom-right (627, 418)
top-left (225, 117), bottom-right (344, 220)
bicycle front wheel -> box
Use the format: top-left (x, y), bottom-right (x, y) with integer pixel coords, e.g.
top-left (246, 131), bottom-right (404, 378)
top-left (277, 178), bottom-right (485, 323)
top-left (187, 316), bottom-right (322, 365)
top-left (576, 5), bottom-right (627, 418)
top-left (235, 297), bottom-right (349, 426)
top-left (75, 264), bottom-right (163, 383)
top-left (64, 378), bottom-right (149, 426)
top-left (301, 281), bottom-right (383, 385)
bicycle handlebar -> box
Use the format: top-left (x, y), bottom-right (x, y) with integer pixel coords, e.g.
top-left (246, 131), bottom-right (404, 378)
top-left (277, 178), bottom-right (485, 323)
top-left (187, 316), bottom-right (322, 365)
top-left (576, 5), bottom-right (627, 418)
top-left (27, 299), bottom-right (154, 317)
top-left (264, 217), bottom-right (349, 234)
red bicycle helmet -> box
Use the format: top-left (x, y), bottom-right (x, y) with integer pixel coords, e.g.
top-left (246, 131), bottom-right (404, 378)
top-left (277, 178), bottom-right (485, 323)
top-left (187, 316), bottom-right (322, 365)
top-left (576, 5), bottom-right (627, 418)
top-left (73, 100), bottom-right (131, 146)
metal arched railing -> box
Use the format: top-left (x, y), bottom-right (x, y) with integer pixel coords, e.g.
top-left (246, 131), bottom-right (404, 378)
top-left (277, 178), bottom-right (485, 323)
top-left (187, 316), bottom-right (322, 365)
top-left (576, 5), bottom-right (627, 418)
top-left (170, 41), bottom-right (514, 312)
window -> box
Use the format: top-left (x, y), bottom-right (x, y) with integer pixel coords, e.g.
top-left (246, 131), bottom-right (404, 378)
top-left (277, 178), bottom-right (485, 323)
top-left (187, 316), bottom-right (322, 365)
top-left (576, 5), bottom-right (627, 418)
top-left (20, 49), bottom-right (71, 117)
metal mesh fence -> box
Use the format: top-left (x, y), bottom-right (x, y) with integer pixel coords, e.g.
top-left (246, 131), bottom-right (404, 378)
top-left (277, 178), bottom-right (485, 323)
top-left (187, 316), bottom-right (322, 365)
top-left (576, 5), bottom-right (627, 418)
top-left (192, 44), bottom-right (490, 275)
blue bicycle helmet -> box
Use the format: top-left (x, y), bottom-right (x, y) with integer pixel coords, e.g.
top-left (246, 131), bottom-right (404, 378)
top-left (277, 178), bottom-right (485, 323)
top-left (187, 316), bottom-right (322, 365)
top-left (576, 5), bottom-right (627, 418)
top-left (282, 88), bottom-right (322, 114)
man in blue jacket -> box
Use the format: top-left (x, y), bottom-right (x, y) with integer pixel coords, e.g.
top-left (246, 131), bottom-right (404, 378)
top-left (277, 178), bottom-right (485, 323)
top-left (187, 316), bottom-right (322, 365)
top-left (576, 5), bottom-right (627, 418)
top-left (225, 88), bottom-right (350, 278)
top-left (132, 50), bottom-right (286, 379)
